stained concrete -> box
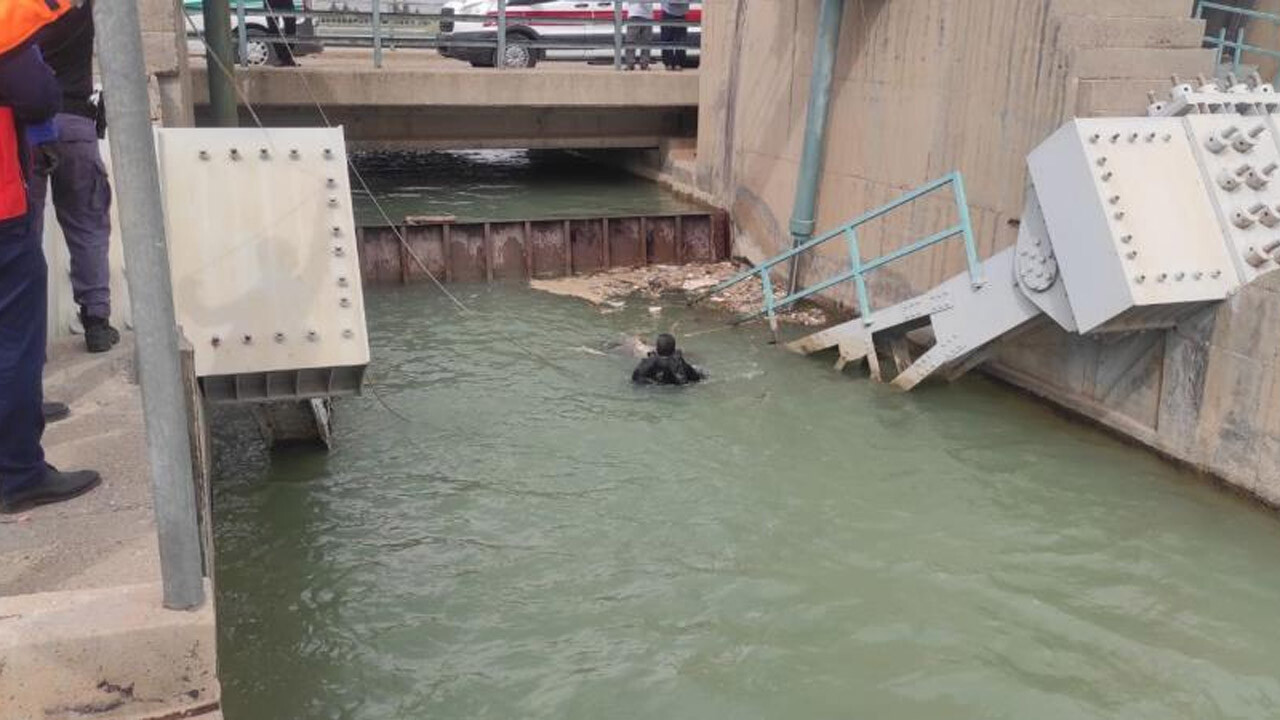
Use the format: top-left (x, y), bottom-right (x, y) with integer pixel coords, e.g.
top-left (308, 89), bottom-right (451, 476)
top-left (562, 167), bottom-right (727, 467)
top-left (0, 335), bottom-right (219, 719)
top-left (685, 0), bottom-right (1280, 507)
top-left (189, 51), bottom-right (700, 149)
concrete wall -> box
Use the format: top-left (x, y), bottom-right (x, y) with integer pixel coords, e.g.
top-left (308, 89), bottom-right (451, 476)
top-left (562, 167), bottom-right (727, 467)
top-left (691, 0), bottom-right (1280, 506)
top-left (138, 0), bottom-right (195, 126)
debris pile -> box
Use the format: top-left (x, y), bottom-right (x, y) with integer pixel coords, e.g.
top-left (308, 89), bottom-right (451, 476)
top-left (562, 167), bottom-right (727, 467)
top-left (530, 263), bottom-right (828, 326)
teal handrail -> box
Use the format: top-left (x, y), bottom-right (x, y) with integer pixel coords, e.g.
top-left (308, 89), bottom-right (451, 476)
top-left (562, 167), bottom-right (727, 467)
top-left (689, 172), bottom-right (984, 334)
top-left (1196, 1), bottom-right (1280, 84)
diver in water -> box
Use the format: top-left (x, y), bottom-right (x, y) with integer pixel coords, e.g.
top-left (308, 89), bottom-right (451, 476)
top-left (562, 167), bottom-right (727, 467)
top-left (632, 333), bottom-right (703, 385)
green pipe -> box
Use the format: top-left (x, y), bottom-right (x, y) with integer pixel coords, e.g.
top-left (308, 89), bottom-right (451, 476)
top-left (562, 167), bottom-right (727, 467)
top-left (787, 0), bottom-right (845, 294)
top-left (201, 0), bottom-right (239, 127)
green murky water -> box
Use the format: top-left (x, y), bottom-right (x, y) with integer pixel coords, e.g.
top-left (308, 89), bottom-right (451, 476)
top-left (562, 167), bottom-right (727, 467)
top-left (351, 150), bottom-right (707, 226)
top-left (214, 285), bottom-right (1280, 720)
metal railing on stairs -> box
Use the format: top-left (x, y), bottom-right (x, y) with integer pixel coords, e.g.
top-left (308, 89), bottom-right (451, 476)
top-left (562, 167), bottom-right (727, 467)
top-left (1196, 1), bottom-right (1280, 84)
top-left (689, 172), bottom-right (984, 340)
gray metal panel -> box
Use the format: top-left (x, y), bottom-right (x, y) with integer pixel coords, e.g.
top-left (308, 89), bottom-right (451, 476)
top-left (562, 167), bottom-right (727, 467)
top-left (200, 365), bottom-right (366, 404)
top-left (1029, 118), bottom-right (1235, 332)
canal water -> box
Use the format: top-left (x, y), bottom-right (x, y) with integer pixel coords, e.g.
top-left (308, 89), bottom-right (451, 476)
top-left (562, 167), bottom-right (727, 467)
top-left (350, 150), bottom-right (706, 226)
top-left (213, 285), bottom-right (1280, 720)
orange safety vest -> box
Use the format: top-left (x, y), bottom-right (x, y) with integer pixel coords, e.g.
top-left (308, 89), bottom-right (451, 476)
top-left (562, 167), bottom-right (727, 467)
top-left (0, 108), bottom-right (25, 222)
top-left (0, 0), bottom-right (74, 57)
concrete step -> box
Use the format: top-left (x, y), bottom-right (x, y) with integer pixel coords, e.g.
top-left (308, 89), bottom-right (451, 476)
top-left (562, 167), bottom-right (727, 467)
top-left (0, 582), bottom-right (218, 720)
top-left (1056, 15), bottom-right (1207, 50)
top-left (1075, 77), bottom-right (1175, 116)
top-left (1052, 0), bottom-right (1196, 19)
top-left (43, 334), bottom-right (135, 409)
top-left (1071, 47), bottom-right (1216, 80)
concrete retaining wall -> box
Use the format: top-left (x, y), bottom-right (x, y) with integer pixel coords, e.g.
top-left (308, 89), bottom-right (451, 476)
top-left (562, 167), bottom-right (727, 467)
top-left (690, 0), bottom-right (1280, 505)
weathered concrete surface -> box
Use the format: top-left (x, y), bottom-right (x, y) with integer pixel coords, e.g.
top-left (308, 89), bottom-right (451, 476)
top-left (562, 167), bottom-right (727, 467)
top-left (0, 582), bottom-right (219, 720)
top-left (0, 335), bottom-right (219, 719)
top-left (139, 0), bottom-right (195, 126)
top-left (685, 0), bottom-right (1280, 507)
top-left (189, 51), bottom-right (699, 149)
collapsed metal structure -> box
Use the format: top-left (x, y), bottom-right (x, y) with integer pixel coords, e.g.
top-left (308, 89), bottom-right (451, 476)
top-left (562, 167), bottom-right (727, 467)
top-left (700, 75), bottom-right (1280, 390)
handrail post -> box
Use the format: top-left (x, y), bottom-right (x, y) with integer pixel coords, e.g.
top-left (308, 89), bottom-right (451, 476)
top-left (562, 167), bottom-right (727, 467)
top-left (373, 0), bottom-right (384, 68)
top-left (235, 0), bottom-right (248, 67)
top-left (760, 270), bottom-right (780, 344)
top-left (845, 228), bottom-right (872, 326)
top-left (496, 0), bottom-right (507, 69)
top-left (613, 0), bottom-right (624, 71)
top-left (951, 174), bottom-right (985, 288)
top-left (1235, 26), bottom-right (1245, 76)
top-left (94, 0), bottom-right (206, 611)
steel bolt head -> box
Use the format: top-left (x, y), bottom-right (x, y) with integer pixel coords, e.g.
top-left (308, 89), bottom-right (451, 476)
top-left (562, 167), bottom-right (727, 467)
top-left (259, 148), bottom-right (270, 159)
top-left (274, 332), bottom-right (285, 343)
top-left (198, 150), bottom-right (210, 161)
top-left (1211, 269), bottom-right (1223, 278)
top-left (1126, 251), bottom-right (1138, 259)
top-left (342, 329), bottom-right (354, 339)
top-left (211, 335), bottom-right (221, 347)
top-left (307, 330), bottom-right (319, 342)
top-left (340, 298), bottom-right (351, 308)
top-left (289, 149), bottom-right (300, 159)
top-left (242, 334), bottom-right (253, 344)
top-left (229, 148), bottom-right (240, 160)
top-left (1135, 274), bottom-right (1147, 284)
top-left (1157, 273), bottom-right (1168, 282)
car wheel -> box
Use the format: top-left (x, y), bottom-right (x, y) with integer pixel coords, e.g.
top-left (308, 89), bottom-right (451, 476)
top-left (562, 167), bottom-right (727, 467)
top-left (237, 32), bottom-right (273, 67)
top-left (500, 36), bottom-right (536, 69)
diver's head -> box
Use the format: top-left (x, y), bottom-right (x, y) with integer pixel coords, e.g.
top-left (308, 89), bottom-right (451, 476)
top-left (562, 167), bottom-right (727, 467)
top-left (655, 333), bottom-right (677, 357)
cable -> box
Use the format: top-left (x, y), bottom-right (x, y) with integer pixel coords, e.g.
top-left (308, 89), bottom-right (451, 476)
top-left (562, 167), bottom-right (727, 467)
top-left (186, 17), bottom-right (583, 380)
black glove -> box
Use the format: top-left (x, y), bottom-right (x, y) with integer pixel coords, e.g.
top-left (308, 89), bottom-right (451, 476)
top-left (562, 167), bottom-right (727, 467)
top-left (94, 91), bottom-right (107, 140)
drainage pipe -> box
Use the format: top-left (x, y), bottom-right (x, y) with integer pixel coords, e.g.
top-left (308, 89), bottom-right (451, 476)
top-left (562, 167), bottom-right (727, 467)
top-left (787, 0), bottom-right (845, 295)
top-left (200, 0), bottom-right (238, 127)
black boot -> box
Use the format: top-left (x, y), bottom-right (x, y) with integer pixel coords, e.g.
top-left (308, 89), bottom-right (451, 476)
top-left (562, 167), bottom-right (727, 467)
top-left (42, 401), bottom-right (70, 424)
top-left (81, 312), bottom-right (120, 354)
top-left (1, 464), bottom-right (102, 514)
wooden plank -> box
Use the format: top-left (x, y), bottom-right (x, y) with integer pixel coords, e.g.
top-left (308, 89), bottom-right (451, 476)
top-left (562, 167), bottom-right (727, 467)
top-left (484, 221), bottom-right (494, 283)
top-left (675, 215), bottom-right (685, 265)
top-left (602, 218), bottom-right (612, 268)
top-left (563, 219), bottom-right (573, 276)
top-left (523, 220), bottom-right (533, 279)
top-left (442, 224), bottom-right (453, 283)
top-left (640, 216), bottom-right (649, 266)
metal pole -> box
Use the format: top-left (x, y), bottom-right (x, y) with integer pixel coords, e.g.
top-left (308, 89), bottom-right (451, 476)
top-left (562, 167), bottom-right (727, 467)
top-left (373, 0), bottom-right (384, 68)
top-left (235, 0), bottom-right (249, 68)
top-left (786, 0), bottom-right (844, 294)
top-left (496, 0), bottom-right (507, 69)
top-left (200, 0), bottom-right (238, 126)
top-left (613, 0), bottom-right (623, 70)
top-left (92, 0), bottom-right (206, 611)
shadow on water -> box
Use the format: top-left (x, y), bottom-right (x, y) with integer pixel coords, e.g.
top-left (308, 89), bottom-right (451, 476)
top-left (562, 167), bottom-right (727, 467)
top-left (350, 150), bottom-right (708, 226)
top-left (214, 284), bottom-right (1280, 720)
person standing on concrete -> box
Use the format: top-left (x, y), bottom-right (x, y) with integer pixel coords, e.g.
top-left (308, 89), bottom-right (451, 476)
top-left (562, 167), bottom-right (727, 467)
top-left (29, 0), bottom-right (121, 354)
top-left (266, 0), bottom-right (299, 67)
top-left (659, 0), bottom-right (688, 71)
top-left (624, 0), bottom-right (653, 71)
top-left (0, 40), bottom-right (102, 514)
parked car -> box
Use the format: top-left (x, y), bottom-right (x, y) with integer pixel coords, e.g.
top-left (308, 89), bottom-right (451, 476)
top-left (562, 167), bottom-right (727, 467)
top-left (438, 0), bottom-right (700, 68)
top-left (183, 0), bottom-right (325, 66)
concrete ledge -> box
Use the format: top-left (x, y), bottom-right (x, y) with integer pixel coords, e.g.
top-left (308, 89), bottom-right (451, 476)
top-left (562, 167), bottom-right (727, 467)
top-left (1070, 47), bottom-right (1215, 79)
top-left (192, 64), bottom-right (701, 108)
top-left (1057, 16), bottom-right (1206, 50)
top-left (0, 581), bottom-right (219, 720)
top-left (1052, 0), bottom-right (1198, 19)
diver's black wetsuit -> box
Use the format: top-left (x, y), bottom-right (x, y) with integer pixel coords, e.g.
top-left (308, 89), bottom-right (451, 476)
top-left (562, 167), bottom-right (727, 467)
top-left (632, 351), bottom-right (703, 385)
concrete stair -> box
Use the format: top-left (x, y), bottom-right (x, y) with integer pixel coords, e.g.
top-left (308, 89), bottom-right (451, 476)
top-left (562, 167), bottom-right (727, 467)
top-left (0, 334), bottom-right (220, 720)
top-left (1052, 0), bottom-right (1197, 19)
top-left (1050, 0), bottom-right (1214, 117)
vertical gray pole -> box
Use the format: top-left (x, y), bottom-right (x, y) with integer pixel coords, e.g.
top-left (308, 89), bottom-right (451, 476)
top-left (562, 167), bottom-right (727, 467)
top-left (235, 0), bottom-right (249, 68)
top-left (496, 0), bottom-right (507, 69)
top-left (200, 0), bottom-right (238, 126)
top-left (92, 0), bottom-right (206, 611)
top-left (613, 0), bottom-right (623, 70)
top-left (373, 0), bottom-right (384, 68)
top-left (786, 0), bottom-right (843, 294)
